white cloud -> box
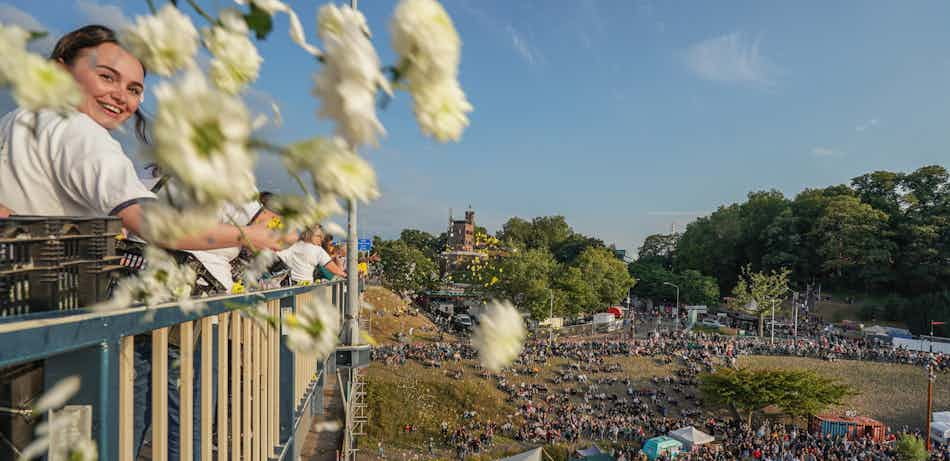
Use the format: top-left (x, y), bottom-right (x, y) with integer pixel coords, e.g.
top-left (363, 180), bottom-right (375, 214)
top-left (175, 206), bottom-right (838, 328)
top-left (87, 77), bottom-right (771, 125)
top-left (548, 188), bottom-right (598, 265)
top-left (684, 32), bottom-right (774, 86)
top-left (75, 0), bottom-right (130, 31)
top-left (811, 147), bottom-right (845, 157)
top-left (0, 3), bottom-right (58, 54)
top-left (855, 118), bottom-right (879, 132)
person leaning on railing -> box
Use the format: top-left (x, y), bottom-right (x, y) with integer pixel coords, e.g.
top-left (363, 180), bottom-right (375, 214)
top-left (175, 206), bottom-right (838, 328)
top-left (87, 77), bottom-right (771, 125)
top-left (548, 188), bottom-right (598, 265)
top-left (0, 25), bottom-right (294, 461)
top-left (276, 224), bottom-right (347, 285)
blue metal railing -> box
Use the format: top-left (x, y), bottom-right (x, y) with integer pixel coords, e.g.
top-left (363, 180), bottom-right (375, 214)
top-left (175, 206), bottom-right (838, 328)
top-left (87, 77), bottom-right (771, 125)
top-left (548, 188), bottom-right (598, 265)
top-left (0, 279), bottom-right (347, 461)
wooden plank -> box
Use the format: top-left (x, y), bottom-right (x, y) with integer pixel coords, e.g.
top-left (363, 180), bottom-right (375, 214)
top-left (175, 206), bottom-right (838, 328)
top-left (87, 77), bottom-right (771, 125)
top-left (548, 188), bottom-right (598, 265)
top-left (118, 336), bottom-right (134, 461)
top-left (152, 328), bottom-right (169, 461)
top-left (270, 301), bottom-right (279, 450)
top-left (180, 322), bottom-right (194, 461)
top-left (230, 312), bottom-right (241, 461)
top-left (253, 324), bottom-right (261, 461)
top-left (201, 317), bottom-right (213, 460)
top-left (217, 313), bottom-right (229, 461)
top-left (242, 318), bottom-right (251, 461)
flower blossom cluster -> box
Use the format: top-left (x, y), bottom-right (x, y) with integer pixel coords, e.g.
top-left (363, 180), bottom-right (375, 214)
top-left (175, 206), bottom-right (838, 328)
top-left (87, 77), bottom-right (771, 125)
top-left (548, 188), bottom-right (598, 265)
top-left (283, 295), bottom-right (341, 358)
top-left (204, 9), bottom-right (262, 94)
top-left (313, 4), bottom-right (391, 149)
top-left (284, 136), bottom-right (380, 204)
top-left (103, 246), bottom-right (199, 312)
top-left (19, 375), bottom-right (98, 461)
top-left (471, 300), bottom-right (526, 372)
top-left (121, 5), bottom-right (199, 76)
top-left (152, 71), bottom-right (256, 207)
top-left (391, 0), bottom-right (472, 142)
top-left (0, 23), bottom-right (81, 113)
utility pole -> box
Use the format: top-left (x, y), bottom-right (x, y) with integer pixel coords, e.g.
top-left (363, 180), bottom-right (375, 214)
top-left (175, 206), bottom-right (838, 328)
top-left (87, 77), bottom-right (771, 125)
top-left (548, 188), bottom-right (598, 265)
top-left (549, 291), bottom-right (554, 343)
top-left (927, 353), bottom-right (936, 451)
top-left (663, 281), bottom-right (679, 329)
top-left (770, 299), bottom-right (776, 345)
top-left (792, 292), bottom-right (799, 339)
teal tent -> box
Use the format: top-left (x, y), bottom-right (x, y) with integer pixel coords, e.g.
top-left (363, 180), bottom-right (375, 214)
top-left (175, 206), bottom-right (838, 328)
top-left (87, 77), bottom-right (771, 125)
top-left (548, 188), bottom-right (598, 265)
top-left (641, 435), bottom-right (683, 460)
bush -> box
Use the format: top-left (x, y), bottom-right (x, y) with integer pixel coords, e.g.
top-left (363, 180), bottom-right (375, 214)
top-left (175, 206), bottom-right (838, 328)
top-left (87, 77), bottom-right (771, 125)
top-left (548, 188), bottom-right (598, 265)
top-left (895, 434), bottom-right (928, 461)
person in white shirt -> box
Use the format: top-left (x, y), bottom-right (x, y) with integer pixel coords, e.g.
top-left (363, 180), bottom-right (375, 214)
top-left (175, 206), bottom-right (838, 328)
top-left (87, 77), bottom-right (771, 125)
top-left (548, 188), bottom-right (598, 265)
top-left (0, 26), bottom-right (284, 252)
top-left (0, 25), bottom-right (291, 461)
top-left (277, 224), bottom-right (346, 284)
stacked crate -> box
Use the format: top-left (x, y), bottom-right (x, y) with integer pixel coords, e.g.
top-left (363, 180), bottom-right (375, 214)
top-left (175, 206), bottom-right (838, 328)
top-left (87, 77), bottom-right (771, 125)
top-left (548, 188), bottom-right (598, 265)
top-left (0, 216), bottom-right (124, 316)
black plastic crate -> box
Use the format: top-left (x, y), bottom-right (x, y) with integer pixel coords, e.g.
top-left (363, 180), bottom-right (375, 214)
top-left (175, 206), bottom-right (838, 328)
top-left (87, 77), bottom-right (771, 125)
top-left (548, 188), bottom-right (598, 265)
top-left (0, 217), bottom-right (122, 271)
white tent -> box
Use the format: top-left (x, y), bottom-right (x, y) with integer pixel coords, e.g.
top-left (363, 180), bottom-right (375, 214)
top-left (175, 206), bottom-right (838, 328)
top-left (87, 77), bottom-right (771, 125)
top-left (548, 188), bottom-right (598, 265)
top-left (669, 426), bottom-right (715, 450)
top-left (934, 411), bottom-right (950, 423)
top-left (575, 445), bottom-right (606, 457)
top-left (932, 421), bottom-right (950, 444)
top-left (498, 447), bottom-right (543, 461)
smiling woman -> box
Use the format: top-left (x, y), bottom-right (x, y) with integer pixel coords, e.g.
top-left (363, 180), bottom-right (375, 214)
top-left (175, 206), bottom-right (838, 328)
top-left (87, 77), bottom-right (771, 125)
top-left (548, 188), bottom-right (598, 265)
top-left (49, 25), bottom-right (148, 140)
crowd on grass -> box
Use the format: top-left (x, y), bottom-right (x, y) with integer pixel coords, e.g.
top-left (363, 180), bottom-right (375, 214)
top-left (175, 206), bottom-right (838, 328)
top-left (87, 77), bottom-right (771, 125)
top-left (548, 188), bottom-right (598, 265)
top-left (372, 316), bottom-right (949, 460)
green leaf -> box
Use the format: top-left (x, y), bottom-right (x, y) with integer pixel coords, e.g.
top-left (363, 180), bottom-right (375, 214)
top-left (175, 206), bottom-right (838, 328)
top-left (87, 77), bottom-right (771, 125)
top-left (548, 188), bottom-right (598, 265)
top-left (27, 30), bottom-right (48, 42)
top-left (244, 4), bottom-right (274, 40)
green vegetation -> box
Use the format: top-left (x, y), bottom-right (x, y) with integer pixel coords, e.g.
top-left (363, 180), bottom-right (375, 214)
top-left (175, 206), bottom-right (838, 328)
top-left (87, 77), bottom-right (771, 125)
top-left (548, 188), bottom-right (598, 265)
top-left (727, 265), bottom-right (791, 337)
top-left (374, 215), bottom-right (636, 319)
top-left (895, 434), bottom-right (928, 461)
top-left (699, 367), bottom-right (855, 425)
top-left (638, 164), bottom-right (949, 334)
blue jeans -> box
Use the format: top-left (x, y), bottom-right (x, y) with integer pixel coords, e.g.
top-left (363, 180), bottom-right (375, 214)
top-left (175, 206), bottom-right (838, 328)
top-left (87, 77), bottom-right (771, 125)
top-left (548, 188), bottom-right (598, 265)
top-left (133, 333), bottom-right (218, 461)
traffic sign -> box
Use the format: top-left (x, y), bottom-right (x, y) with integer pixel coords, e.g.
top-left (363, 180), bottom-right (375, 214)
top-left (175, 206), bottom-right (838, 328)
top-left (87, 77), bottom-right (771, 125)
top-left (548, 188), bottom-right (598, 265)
top-left (358, 238), bottom-right (372, 251)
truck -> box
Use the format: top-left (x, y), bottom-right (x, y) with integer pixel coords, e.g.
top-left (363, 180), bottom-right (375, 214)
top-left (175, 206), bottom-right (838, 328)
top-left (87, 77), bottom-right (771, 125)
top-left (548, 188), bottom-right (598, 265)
top-left (593, 312), bottom-right (619, 332)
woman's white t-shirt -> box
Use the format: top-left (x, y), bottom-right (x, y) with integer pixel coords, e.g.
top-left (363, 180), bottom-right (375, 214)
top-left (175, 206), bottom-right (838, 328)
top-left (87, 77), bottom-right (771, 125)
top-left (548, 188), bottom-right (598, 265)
top-left (277, 242), bottom-right (332, 283)
top-left (0, 109), bottom-right (155, 216)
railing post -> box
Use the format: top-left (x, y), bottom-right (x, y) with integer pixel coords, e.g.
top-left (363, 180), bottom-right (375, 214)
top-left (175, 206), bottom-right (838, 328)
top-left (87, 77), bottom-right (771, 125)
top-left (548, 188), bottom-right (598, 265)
top-left (98, 340), bottom-right (119, 461)
top-left (279, 295), bottom-right (295, 448)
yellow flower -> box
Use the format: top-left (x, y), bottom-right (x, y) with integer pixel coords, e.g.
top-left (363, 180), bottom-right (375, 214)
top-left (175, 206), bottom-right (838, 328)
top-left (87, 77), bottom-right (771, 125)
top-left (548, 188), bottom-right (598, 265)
top-left (267, 216), bottom-right (283, 230)
top-left (231, 281), bottom-right (245, 294)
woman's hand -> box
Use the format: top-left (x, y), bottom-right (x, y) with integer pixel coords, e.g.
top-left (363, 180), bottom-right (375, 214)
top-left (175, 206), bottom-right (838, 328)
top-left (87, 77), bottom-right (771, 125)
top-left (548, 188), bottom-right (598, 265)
top-left (0, 204), bottom-right (13, 218)
top-left (242, 224), bottom-right (296, 251)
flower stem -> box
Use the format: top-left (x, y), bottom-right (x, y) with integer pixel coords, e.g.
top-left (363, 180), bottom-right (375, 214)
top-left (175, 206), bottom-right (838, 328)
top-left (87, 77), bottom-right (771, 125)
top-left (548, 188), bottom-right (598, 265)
top-left (145, 0), bottom-right (157, 14)
top-left (186, 0), bottom-right (216, 25)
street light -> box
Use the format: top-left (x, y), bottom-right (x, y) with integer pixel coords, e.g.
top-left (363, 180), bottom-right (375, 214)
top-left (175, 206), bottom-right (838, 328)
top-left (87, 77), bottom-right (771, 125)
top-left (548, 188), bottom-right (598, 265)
top-left (663, 282), bottom-right (679, 327)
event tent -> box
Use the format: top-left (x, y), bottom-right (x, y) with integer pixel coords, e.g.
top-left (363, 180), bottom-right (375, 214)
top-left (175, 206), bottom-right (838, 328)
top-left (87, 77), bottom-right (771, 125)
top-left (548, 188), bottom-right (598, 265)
top-left (499, 447), bottom-right (543, 461)
top-left (641, 436), bottom-right (683, 460)
top-left (934, 411), bottom-right (950, 423)
top-left (572, 445), bottom-right (613, 461)
top-left (669, 426), bottom-right (715, 450)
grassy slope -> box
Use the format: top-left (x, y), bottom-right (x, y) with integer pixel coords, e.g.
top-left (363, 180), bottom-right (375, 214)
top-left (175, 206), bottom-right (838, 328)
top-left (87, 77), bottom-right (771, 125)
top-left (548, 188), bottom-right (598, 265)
top-left (363, 285), bottom-right (455, 344)
top-left (740, 356), bottom-right (948, 429)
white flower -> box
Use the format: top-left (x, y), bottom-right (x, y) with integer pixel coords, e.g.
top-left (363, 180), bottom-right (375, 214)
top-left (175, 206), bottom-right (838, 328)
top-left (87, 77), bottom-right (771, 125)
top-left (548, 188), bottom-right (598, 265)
top-left (33, 376), bottom-right (80, 414)
top-left (390, 0), bottom-right (472, 143)
top-left (204, 10), bottom-right (262, 94)
top-left (152, 71), bottom-right (256, 206)
top-left (121, 4), bottom-right (199, 76)
top-left (234, 0), bottom-right (320, 56)
top-left (284, 137), bottom-right (379, 203)
top-left (7, 53), bottom-right (82, 113)
top-left (265, 194), bottom-right (342, 230)
top-left (409, 78), bottom-right (472, 142)
top-left (471, 300), bottom-right (526, 372)
top-left (313, 4), bottom-right (390, 149)
top-left (140, 202), bottom-right (219, 247)
top-left (0, 23), bottom-right (30, 85)
top-left (66, 438), bottom-right (98, 461)
top-left (283, 295), bottom-right (340, 358)
top-left (102, 246), bottom-right (196, 310)
top-left (391, 0), bottom-right (461, 83)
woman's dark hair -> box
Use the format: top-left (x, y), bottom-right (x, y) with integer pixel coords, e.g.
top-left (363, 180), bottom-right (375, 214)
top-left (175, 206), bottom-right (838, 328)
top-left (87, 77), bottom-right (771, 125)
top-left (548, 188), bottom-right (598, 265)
top-left (49, 25), bottom-right (150, 144)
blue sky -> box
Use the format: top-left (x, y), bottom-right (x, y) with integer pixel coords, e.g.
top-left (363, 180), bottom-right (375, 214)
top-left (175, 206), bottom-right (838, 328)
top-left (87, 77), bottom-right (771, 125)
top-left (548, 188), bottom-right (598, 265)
top-left (3, 0), bottom-right (950, 254)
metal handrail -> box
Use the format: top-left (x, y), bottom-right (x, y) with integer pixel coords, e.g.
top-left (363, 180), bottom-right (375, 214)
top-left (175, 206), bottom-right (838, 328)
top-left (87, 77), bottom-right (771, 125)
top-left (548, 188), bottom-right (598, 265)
top-left (0, 279), bottom-right (347, 461)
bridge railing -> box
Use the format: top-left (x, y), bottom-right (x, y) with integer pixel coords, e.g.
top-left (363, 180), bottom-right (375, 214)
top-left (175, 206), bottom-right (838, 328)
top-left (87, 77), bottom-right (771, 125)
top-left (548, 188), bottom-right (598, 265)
top-left (0, 279), bottom-right (347, 461)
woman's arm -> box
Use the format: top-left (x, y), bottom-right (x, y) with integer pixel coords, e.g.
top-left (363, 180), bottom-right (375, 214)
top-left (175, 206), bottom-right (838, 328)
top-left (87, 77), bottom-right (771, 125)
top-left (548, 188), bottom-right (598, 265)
top-left (323, 260), bottom-right (347, 278)
top-left (0, 204), bottom-right (11, 218)
top-left (116, 203), bottom-right (293, 251)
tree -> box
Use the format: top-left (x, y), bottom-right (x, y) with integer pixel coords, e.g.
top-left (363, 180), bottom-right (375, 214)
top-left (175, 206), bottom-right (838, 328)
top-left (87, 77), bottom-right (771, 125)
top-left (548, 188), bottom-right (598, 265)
top-left (677, 269), bottom-right (720, 307)
top-left (699, 368), bottom-right (854, 425)
top-left (812, 195), bottom-right (895, 288)
top-left (895, 434), bottom-right (928, 461)
top-left (637, 233), bottom-right (679, 269)
top-left (377, 240), bottom-right (438, 298)
top-left (728, 265), bottom-right (791, 337)
top-left (489, 248), bottom-right (560, 319)
top-left (399, 229), bottom-right (437, 259)
top-left (552, 233), bottom-right (605, 265)
top-left (572, 247), bottom-right (636, 312)
top-left (497, 215), bottom-right (572, 251)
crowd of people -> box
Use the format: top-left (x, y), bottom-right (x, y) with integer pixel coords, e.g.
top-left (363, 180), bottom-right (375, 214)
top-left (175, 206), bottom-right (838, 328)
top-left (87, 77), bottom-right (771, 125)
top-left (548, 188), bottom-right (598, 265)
top-left (374, 316), bottom-right (948, 460)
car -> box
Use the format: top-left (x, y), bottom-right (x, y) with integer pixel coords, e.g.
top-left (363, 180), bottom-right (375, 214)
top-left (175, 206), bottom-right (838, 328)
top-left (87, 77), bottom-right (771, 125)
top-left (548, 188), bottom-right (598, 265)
top-left (700, 318), bottom-right (724, 328)
top-left (452, 314), bottom-right (474, 330)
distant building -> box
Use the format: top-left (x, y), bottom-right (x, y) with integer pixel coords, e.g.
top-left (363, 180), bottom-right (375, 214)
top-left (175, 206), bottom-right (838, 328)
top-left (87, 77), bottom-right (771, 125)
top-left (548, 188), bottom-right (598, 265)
top-left (448, 207), bottom-right (475, 252)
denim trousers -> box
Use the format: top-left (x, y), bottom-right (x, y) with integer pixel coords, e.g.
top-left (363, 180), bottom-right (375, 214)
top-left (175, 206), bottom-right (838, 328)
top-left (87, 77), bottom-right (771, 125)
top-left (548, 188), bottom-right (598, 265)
top-left (133, 333), bottom-right (218, 461)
